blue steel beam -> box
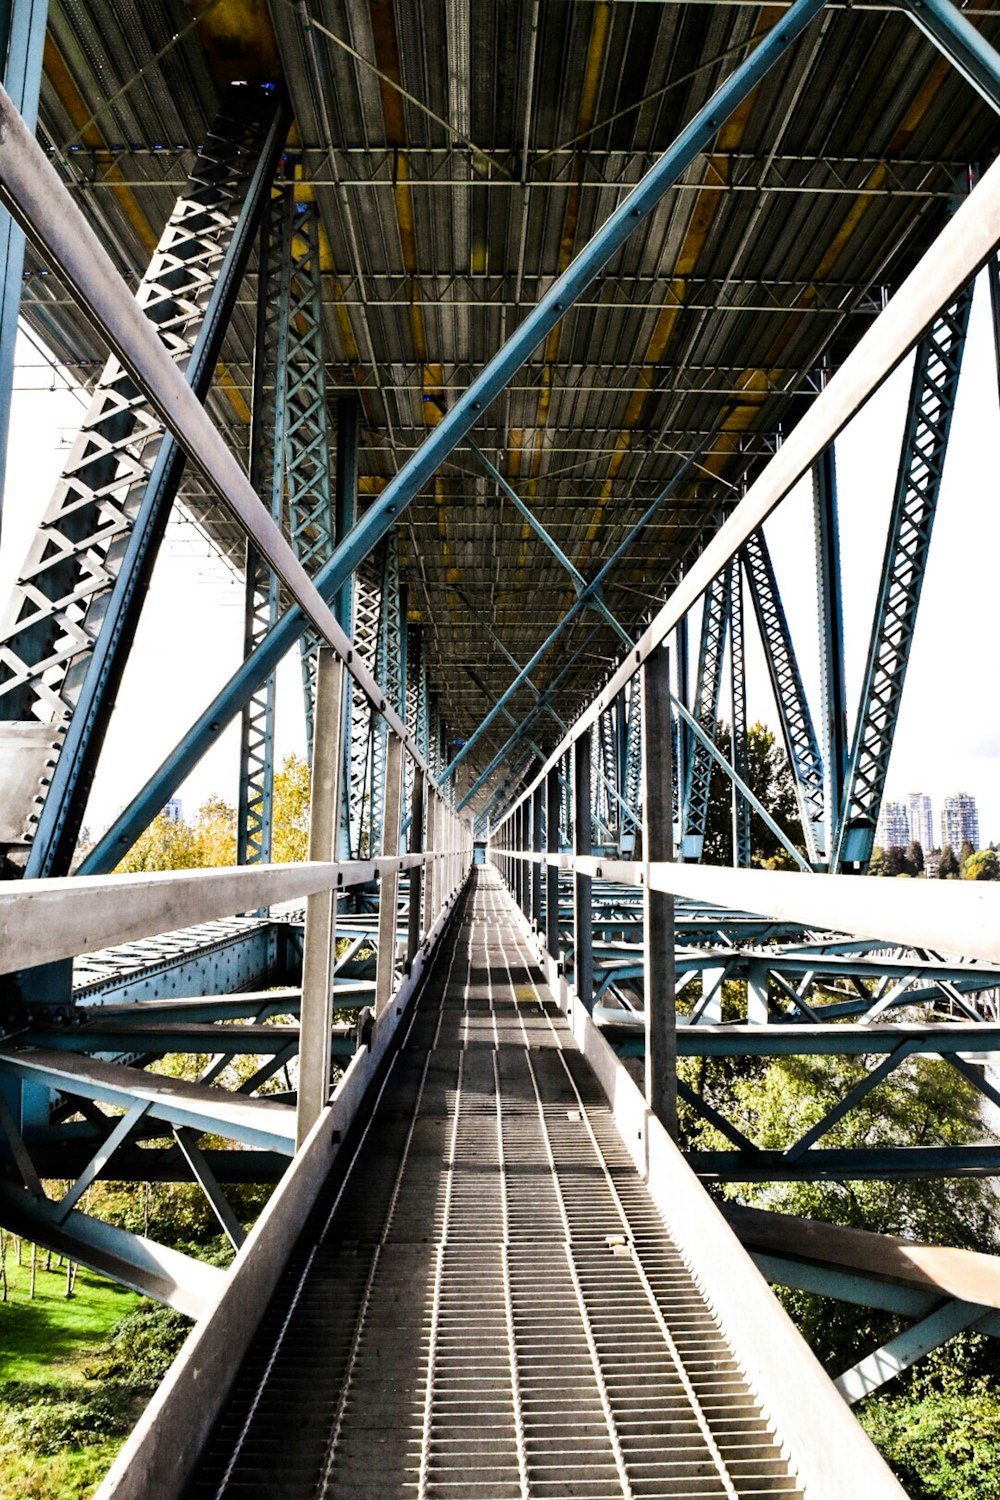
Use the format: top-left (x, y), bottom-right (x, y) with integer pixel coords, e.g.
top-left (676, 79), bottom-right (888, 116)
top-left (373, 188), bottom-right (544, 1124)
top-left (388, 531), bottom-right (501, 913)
top-left (898, 0), bottom-right (1000, 112)
top-left (680, 569), bottom-right (729, 860)
top-left (813, 445), bottom-right (847, 863)
top-left (13, 85), bottom-right (290, 880)
top-left (728, 560), bottom-right (751, 868)
top-left (834, 288), bottom-right (972, 868)
top-left (445, 443), bottom-right (715, 795)
top-left (741, 529), bottom-right (824, 864)
top-left (238, 187), bottom-right (293, 868)
top-left (77, 0), bottom-right (824, 867)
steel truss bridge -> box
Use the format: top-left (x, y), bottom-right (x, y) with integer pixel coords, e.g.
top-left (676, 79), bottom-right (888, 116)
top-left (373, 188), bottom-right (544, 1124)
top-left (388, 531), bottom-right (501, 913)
top-left (2, 0), bottom-right (1000, 1495)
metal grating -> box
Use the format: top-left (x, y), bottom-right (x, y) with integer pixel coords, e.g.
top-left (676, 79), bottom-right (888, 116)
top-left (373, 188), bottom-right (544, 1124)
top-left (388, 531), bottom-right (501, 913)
top-left (184, 866), bottom-right (803, 1499)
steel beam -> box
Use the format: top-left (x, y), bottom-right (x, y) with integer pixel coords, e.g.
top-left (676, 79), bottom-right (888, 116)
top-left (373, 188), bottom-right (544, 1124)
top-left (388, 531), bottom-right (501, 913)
top-left (834, 288), bottom-right (972, 867)
top-left (813, 446), bottom-right (847, 862)
top-left (642, 645), bottom-right (677, 1136)
top-left (898, 0), bottom-right (1000, 112)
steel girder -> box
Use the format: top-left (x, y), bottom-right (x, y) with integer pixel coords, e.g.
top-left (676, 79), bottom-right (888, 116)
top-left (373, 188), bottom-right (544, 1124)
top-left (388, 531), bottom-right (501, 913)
top-left (284, 203), bottom-right (335, 760)
top-left (728, 560), bottom-right (751, 868)
top-left (741, 528), bottom-right (825, 865)
top-left (238, 187), bottom-right (293, 869)
top-left (834, 287), bottom-right (973, 868)
top-left (680, 568), bottom-right (729, 860)
top-left (0, 83), bottom-right (289, 880)
top-left (813, 445), bottom-right (848, 861)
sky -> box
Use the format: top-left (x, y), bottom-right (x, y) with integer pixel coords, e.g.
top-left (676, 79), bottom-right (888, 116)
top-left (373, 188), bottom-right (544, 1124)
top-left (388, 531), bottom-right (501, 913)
top-left (1, 268), bottom-right (998, 849)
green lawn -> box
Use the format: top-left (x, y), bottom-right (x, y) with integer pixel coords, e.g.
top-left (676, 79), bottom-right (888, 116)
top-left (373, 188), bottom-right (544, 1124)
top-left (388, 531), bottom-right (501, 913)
top-left (0, 1255), bottom-right (139, 1383)
top-left (0, 1251), bottom-right (143, 1498)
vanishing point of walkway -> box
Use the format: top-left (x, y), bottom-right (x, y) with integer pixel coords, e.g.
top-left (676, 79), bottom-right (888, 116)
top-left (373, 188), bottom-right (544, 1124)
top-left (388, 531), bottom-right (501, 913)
top-left (185, 866), bottom-right (804, 1499)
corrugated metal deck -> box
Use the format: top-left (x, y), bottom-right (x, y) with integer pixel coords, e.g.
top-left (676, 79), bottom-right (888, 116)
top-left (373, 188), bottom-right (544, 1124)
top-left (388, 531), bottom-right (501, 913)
top-left (183, 866), bottom-right (802, 1499)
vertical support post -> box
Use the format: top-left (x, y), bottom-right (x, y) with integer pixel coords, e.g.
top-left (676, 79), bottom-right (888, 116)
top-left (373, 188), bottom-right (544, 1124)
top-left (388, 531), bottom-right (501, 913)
top-left (406, 767), bottom-right (425, 972)
top-left (374, 734), bottom-right (405, 1017)
top-left (814, 444), bottom-right (846, 864)
top-left (747, 961), bottom-right (769, 1026)
top-left (573, 733), bottom-right (594, 1010)
top-left (546, 767), bottom-right (561, 964)
top-left (425, 791), bottom-right (439, 931)
top-left (642, 644), bottom-right (677, 1137)
top-left (297, 648), bottom-right (346, 1149)
top-left (729, 560), bottom-right (751, 868)
top-left (335, 397), bottom-right (358, 859)
top-left (531, 781), bottom-right (543, 929)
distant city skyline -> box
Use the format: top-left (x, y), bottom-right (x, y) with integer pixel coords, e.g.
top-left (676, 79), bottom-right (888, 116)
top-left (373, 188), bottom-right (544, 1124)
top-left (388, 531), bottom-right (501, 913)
top-left (876, 789), bottom-right (986, 852)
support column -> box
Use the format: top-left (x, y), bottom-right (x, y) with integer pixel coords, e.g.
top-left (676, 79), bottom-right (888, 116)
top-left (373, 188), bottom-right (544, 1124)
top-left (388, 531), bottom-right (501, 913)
top-left (642, 644), bottom-right (677, 1137)
top-left (573, 733), bottom-right (594, 1010)
top-left (406, 767), bottom-right (425, 973)
top-left (374, 734), bottom-right (405, 1017)
top-left (336, 397), bottom-right (358, 860)
top-left (531, 781), bottom-right (543, 929)
top-left (297, 649), bottom-right (346, 1148)
top-left (814, 445), bottom-right (846, 864)
top-left (546, 767), bottom-right (561, 965)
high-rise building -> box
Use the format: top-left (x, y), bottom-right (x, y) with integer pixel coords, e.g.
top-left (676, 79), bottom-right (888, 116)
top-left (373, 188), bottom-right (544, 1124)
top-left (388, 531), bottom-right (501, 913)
top-left (907, 793), bottom-right (934, 852)
top-left (164, 797), bottom-right (183, 824)
top-left (941, 793), bottom-right (979, 852)
top-left (876, 799), bottom-right (909, 849)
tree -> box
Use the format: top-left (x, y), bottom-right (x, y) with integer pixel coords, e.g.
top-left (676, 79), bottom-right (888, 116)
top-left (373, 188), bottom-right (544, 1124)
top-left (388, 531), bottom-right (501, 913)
top-left (701, 721), bottom-right (804, 867)
top-left (963, 849), bottom-right (999, 882)
top-left (960, 839), bottom-right (976, 872)
top-left (907, 840), bottom-right (924, 875)
top-left (113, 756), bottom-right (312, 873)
top-left (881, 845), bottom-right (909, 878)
top-left (938, 843), bottom-right (960, 879)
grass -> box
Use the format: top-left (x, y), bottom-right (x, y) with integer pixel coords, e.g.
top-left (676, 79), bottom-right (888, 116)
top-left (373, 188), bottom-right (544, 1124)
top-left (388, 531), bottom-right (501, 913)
top-left (0, 1248), bottom-right (144, 1498)
top-left (0, 1254), bottom-right (139, 1383)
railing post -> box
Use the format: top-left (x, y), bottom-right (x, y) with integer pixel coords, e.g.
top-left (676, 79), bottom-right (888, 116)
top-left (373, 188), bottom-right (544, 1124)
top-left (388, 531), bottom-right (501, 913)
top-left (425, 792), bottom-right (439, 930)
top-left (546, 767), bottom-right (561, 964)
top-left (406, 767), bottom-right (425, 973)
top-left (374, 733), bottom-right (405, 1017)
top-left (297, 648), bottom-right (346, 1148)
top-left (531, 782), bottom-right (543, 930)
top-left (574, 732), bottom-right (594, 1009)
top-left (642, 643), bottom-right (677, 1138)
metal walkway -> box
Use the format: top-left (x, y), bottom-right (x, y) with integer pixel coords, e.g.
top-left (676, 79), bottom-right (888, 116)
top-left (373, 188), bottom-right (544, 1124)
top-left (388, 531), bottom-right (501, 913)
top-left (184, 867), bottom-right (803, 1500)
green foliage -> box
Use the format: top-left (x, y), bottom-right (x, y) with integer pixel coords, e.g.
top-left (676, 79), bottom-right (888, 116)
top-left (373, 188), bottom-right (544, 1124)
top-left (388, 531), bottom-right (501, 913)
top-left (702, 721), bottom-right (803, 867)
top-left (907, 839), bottom-right (925, 874)
top-left (963, 849), bottom-right (999, 882)
top-left (938, 843), bottom-right (960, 878)
top-left (113, 755), bottom-right (310, 873)
top-left (83, 1302), bottom-right (190, 1391)
top-left (0, 1382), bottom-right (136, 1456)
top-left (859, 1381), bottom-right (1000, 1499)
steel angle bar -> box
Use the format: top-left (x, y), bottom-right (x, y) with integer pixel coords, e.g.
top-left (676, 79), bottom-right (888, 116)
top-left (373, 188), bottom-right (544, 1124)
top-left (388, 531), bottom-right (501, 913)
top-left (835, 1299), bottom-right (986, 1403)
top-left (728, 561), bottom-right (752, 868)
top-left (834, 288), bottom-right (972, 868)
top-left (499, 154), bottom-right (1000, 815)
top-left (0, 1181), bottom-right (224, 1316)
top-left (681, 569), bottom-right (730, 860)
top-left (813, 446), bottom-right (847, 860)
top-left (898, 0), bottom-right (1000, 113)
top-left (674, 696), bottom-right (811, 871)
top-left (0, 84), bottom-right (425, 794)
top-left (741, 530), bottom-right (824, 863)
top-left (445, 441), bottom-right (713, 788)
top-left (238, 187), bottom-right (294, 870)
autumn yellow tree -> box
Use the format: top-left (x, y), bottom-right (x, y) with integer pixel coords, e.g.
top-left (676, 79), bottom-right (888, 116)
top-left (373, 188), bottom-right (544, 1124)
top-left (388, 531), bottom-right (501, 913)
top-left (113, 755), bottom-right (311, 873)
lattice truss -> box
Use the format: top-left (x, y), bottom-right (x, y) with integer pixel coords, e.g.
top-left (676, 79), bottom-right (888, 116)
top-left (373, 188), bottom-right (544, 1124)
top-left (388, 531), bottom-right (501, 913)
top-left (347, 534), bottom-right (403, 860)
top-left (835, 287), bottom-right (973, 866)
top-left (0, 85), bottom-right (284, 864)
top-left (741, 528), bottom-right (824, 864)
top-left (237, 193), bottom-right (335, 865)
top-left (590, 679), bottom-right (642, 854)
top-left (728, 559), bottom-right (751, 869)
top-left (681, 567), bottom-right (730, 857)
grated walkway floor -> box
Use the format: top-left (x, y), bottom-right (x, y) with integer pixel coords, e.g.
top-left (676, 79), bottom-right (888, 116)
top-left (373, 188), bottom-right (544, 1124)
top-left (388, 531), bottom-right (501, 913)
top-left (185, 866), bottom-right (804, 1500)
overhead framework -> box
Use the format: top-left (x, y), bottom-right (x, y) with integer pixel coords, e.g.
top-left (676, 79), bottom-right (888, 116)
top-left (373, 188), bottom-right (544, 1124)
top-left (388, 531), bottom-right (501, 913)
top-left (0, 0), bottom-right (1000, 1494)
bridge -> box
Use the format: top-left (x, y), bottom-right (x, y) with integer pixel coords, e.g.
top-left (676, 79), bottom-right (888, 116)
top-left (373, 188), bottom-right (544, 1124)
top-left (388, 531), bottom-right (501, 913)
top-left (1, 0), bottom-right (1000, 1494)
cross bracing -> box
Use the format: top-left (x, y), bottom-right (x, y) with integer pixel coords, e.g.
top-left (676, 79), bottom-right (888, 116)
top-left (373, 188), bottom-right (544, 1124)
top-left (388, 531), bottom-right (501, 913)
top-left (0, 0), bottom-right (999, 1494)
